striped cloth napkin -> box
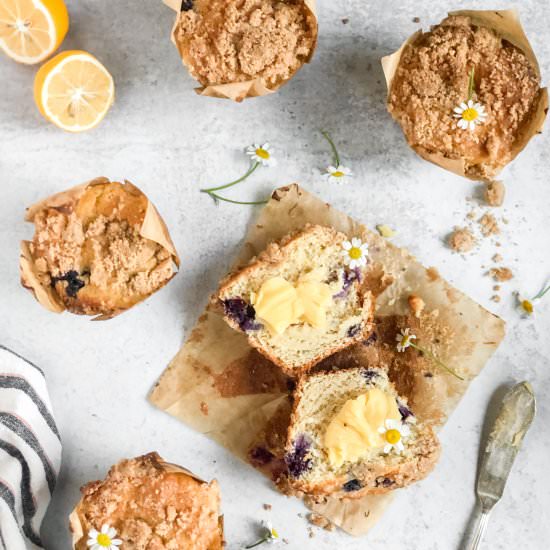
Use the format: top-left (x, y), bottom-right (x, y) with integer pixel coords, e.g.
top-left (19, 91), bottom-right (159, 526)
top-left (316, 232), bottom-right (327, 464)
top-left (0, 345), bottom-right (61, 550)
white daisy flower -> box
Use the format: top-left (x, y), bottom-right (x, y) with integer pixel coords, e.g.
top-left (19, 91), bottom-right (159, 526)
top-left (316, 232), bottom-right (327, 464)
top-left (453, 99), bottom-right (487, 130)
top-left (324, 164), bottom-right (352, 184)
top-left (341, 238), bottom-right (368, 269)
top-left (516, 293), bottom-right (534, 317)
top-left (245, 520), bottom-right (280, 548)
top-left (396, 328), bottom-right (416, 352)
top-left (378, 418), bottom-right (411, 454)
top-left (246, 143), bottom-right (276, 167)
top-left (87, 524), bottom-right (122, 550)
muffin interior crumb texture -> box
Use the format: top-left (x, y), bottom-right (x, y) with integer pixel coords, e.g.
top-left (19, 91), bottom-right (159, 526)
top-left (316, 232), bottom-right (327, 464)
top-left (74, 453), bottom-right (222, 550)
top-left (389, 15), bottom-right (541, 179)
top-left (29, 182), bottom-right (174, 315)
top-left (176, 0), bottom-right (316, 87)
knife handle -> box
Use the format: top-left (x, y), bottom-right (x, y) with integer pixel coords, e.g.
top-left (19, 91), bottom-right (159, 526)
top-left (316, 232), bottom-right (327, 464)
top-left (468, 508), bottom-right (491, 550)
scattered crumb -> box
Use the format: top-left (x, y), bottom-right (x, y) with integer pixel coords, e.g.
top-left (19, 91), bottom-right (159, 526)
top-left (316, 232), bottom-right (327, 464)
top-left (490, 267), bottom-right (513, 282)
top-left (376, 224), bottom-right (396, 238)
top-left (263, 504), bottom-right (272, 511)
top-left (200, 401), bottom-right (209, 415)
top-left (408, 294), bottom-right (425, 318)
top-left (492, 253), bottom-right (503, 263)
top-left (308, 527), bottom-right (315, 538)
top-left (466, 210), bottom-right (476, 220)
top-left (413, 16), bottom-right (420, 23)
top-left (493, 285), bottom-right (501, 291)
top-left (341, 18), bottom-right (349, 24)
top-left (495, 241), bottom-right (502, 247)
top-left (479, 213), bottom-right (500, 236)
top-left (491, 295), bottom-right (501, 303)
top-left (427, 266), bottom-right (440, 281)
top-left (484, 181), bottom-right (505, 207)
top-left (448, 227), bottom-right (476, 253)
top-left (307, 513), bottom-right (335, 531)
top-left (282, 539), bottom-right (289, 545)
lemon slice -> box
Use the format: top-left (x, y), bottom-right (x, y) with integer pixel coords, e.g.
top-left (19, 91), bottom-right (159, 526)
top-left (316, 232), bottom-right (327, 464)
top-left (34, 50), bottom-right (115, 132)
top-left (0, 0), bottom-right (68, 64)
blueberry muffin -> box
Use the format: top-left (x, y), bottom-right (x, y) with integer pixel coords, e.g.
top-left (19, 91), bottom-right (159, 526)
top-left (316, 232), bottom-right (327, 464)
top-left (279, 366), bottom-right (440, 498)
top-left (69, 453), bottom-right (223, 550)
top-left (385, 12), bottom-right (548, 180)
top-left (217, 224), bottom-right (375, 376)
top-left (20, 178), bottom-right (179, 319)
top-left (172, 0), bottom-right (317, 98)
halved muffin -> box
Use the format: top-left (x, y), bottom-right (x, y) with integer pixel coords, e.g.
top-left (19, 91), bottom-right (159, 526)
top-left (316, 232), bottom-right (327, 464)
top-left (69, 453), bottom-right (223, 550)
top-left (20, 178), bottom-right (179, 319)
top-left (217, 224), bottom-right (375, 376)
top-left (281, 366), bottom-right (440, 498)
top-left (384, 12), bottom-right (548, 180)
top-left (172, 0), bottom-right (317, 99)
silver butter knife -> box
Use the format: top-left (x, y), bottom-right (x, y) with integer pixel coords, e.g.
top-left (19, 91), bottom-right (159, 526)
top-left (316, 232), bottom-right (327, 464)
top-left (468, 381), bottom-right (536, 550)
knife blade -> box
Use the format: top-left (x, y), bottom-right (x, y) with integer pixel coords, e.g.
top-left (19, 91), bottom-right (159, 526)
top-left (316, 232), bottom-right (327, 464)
top-left (467, 381), bottom-right (536, 550)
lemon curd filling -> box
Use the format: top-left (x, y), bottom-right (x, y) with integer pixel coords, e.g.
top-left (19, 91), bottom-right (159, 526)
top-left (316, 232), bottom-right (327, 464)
top-left (251, 273), bottom-right (333, 335)
top-left (324, 388), bottom-right (401, 467)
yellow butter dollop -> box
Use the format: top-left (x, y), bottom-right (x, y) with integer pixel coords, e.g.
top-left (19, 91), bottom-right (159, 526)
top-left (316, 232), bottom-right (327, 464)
top-left (324, 388), bottom-right (401, 467)
top-left (251, 274), bottom-right (333, 335)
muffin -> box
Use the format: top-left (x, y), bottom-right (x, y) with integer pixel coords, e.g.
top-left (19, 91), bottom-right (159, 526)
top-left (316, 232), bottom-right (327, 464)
top-left (383, 10), bottom-right (548, 181)
top-left (69, 453), bottom-right (223, 550)
top-left (217, 224), bottom-right (375, 376)
top-left (20, 177), bottom-right (179, 319)
top-left (170, 0), bottom-right (318, 100)
top-left (280, 366), bottom-right (440, 499)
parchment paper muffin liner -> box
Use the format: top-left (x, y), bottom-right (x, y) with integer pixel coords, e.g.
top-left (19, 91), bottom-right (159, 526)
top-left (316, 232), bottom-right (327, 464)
top-left (381, 9), bottom-right (549, 182)
top-left (149, 184), bottom-right (505, 536)
top-left (163, 0), bottom-right (318, 101)
top-left (69, 458), bottom-right (224, 549)
top-left (20, 177), bottom-right (180, 321)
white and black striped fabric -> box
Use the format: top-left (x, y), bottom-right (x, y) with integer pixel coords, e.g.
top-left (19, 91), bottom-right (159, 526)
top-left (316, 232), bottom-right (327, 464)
top-left (0, 346), bottom-right (61, 550)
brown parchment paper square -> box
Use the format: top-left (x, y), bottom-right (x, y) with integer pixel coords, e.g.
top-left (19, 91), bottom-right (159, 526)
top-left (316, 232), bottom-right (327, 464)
top-left (381, 9), bottom-right (548, 181)
top-left (162, 0), bottom-right (318, 101)
top-left (149, 184), bottom-right (505, 536)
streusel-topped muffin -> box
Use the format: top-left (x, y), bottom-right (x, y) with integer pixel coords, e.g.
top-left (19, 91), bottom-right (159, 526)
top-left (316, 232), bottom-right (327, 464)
top-left (70, 453), bottom-right (223, 550)
top-left (20, 178), bottom-right (179, 319)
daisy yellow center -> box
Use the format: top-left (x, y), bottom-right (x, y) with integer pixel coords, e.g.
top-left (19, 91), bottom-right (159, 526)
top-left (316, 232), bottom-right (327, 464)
top-left (255, 148), bottom-right (269, 159)
top-left (462, 108), bottom-right (479, 122)
top-left (97, 534), bottom-right (112, 547)
top-left (385, 429), bottom-right (401, 445)
top-left (332, 170), bottom-right (345, 177)
top-left (400, 336), bottom-right (409, 347)
top-left (522, 300), bottom-right (533, 314)
top-left (271, 528), bottom-right (279, 539)
top-left (349, 247), bottom-right (362, 260)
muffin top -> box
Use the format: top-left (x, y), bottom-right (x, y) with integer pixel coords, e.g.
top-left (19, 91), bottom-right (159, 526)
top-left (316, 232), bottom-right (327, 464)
top-left (22, 179), bottom-right (178, 317)
top-left (388, 15), bottom-right (542, 179)
top-left (70, 453), bottom-right (223, 550)
top-left (175, 0), bottom-right (317, 87)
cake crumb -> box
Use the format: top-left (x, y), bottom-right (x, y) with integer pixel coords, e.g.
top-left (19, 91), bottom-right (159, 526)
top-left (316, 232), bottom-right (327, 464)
top-left (427, 266), bottom-right (440, 281)
top-left (484, 181), bottom-right (505, 207)
top-left (466, 210), bottom-right (476, 220)
top-left (492, 253), bottom-right (503, 263)
top-left (376, 224), bottom-right (396, 238)
top-left (263, 503), bottom-right (272, 511)
top-left (413, 16), bottom-right (420, 23)
top-left (479, 213), bottom-right (500, 237)
top-left (490, 267), bottom-right (513, 282)
top-left (493, 285), bottom-right (501, 291)
top-left (199, 401), bottom-right (209, 415)
top-left (408, 294), bottom-right (425, 318)
top-left (341, 18), bottom-right (349, 24)
top-left (448, 228), bottom-right (475, 253)
top-left (491, 295), bottom-right (501, 302)
top-left (308, 513), bottom-right (335, 531)
top-left (308, 527), bottom-right (315, 538)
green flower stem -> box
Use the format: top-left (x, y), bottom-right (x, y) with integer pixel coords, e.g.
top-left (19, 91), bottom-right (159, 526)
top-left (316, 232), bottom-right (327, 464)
top-left (410, 342), bottom-right (464, 381)
top-left (467, 67), bottom-right (476, 101)
top-left (321, 130), bottom-right (340, 167)
top-left (200, 162), bottom-right (260, 193)
top-left (204, 190), bottom-right (268, 205)
top-left (245, 535), bottom-right (270, 549)
top-left (533, 283), bottom-right (550, 301)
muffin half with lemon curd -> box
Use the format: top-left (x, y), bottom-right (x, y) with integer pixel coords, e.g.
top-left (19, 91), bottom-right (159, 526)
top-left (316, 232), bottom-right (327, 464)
top-left (280, 366), bottom-right (440, 498)
top-left (217, 224), bottom-right (375, 376)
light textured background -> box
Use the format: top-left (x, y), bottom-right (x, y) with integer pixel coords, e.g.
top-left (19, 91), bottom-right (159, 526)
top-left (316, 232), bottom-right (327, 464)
top-left (1, 0), bottom-right (549, 548)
